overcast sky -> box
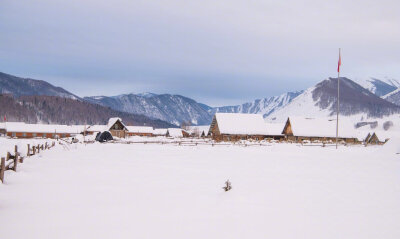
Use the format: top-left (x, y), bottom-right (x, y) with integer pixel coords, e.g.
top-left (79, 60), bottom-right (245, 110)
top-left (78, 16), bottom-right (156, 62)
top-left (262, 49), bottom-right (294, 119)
top-left (1, 0), bottom-right (399, 106)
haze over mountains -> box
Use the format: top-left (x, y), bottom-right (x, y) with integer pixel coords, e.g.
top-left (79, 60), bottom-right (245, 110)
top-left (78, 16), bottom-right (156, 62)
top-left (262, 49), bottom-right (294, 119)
top-left (0, 71), bottom-right (399, 126)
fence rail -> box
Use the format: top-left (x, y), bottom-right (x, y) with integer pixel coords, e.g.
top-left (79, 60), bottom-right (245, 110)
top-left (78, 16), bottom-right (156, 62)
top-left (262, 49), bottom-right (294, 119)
top-left (0, 141), bottom-right (56, 184)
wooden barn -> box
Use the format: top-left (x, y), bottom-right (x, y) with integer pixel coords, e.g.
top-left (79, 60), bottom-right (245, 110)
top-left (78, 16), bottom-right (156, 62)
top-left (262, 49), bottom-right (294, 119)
top-left (281, 117), bottom-right (361, 143)
top-left (4, 122), bottom-right (82, 139)
top-left (126, 126), bottom-right (154, 137)
top-left (106, 118), bottom-right (128, 138)
top-left (208, 113), bottom-right (269, 142)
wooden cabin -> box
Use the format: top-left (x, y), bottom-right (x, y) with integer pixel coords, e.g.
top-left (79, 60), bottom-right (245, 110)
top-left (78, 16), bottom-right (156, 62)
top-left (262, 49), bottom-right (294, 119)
top-left (208, 113), bottom-right (270, 142)
top-left (106, 118), bottom-right (128, 138)
top-left (126, 126), bottom-right (154, 137)
top-left (281, 117), bottom-right (360, 144)
top-left (4, 122), bottom-right (81, 139)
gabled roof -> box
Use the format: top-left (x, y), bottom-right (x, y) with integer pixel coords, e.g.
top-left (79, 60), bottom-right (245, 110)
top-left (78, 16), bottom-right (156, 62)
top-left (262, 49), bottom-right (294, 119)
top-left (264, 122), bottom-right (285, 136)
top-left (126, 126), bottom-right (154, 134)
top-left (167, 128), bottom-right (183, 138)
top-left (211, 113), bottom-right (269, 135)
top-left (5, 122), bottom-right (82, 134)
top-left (283, 117), bottom-right (361, 139)
top-left (106, 117), bottom-right (127, 131)
top-left (86, 125), bottom-right (106, 132)
top-left (153, 128), bottom-right (168, 135)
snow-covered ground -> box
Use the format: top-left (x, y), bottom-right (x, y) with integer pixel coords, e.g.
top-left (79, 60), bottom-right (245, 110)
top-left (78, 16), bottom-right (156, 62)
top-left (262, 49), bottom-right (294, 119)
top-left (1, 141), bottom-right (400, 239)
top-left (0, 137), bottom-right (57, 159)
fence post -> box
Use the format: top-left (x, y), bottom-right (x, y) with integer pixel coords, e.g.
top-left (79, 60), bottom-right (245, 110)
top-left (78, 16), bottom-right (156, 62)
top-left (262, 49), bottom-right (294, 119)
top-left (27, 144), bottom-right (30, 156)
top-left (0, 157), bottom-right (5, 183)
top-left (33, 146), bottom-right (36, 155)
top-left (13, 145), bottom-right (18, 171)
top-left (37, 145), bottom-right (40, 153)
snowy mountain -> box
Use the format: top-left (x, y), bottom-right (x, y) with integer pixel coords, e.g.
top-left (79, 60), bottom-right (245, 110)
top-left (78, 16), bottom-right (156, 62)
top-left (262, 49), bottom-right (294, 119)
top-left (0, 72), bottom-right (80, 99)
top-left (84, 93), bottom-right (213, 126)
top-left (0, 94), bottom-right (174, 127)
top-left (267, 77), bottom-right (400, 122)
top-left (353, 77), bottom-right (400, 96)
top-left (383, 88), bottom-right (400, 106)
top-left (210, 91), bottom-right (303, 118)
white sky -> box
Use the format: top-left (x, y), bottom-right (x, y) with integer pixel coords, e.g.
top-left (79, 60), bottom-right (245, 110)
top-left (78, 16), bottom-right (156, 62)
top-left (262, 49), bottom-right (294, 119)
top-left (1, 0), bottom-right (399, 106)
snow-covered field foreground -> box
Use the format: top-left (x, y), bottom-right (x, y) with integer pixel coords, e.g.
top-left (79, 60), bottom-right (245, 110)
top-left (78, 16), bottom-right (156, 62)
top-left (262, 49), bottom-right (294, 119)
top-left (1, 142), bottom-right (400, 239)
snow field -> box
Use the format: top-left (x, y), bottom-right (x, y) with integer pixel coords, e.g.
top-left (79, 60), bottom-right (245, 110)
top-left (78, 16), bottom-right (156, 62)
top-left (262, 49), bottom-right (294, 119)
top-left (0, 142), bottom-right (399, 239)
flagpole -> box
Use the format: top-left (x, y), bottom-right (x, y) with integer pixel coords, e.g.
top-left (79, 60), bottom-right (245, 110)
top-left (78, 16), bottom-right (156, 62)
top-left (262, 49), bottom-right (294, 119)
top-left (336, 48), bottom-right (341, 149)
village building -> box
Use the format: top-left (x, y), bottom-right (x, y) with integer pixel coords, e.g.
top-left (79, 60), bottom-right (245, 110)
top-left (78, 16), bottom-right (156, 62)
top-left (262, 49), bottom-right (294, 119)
top-left (4, 122), bottom-right (82, 139)
top-left (264, 122), bottom-right (285, 140)
top-left (85, 125), bottom-right (106, 135)
top-left (126, 126), bottom-right (154, 137)
top-left (106, 118), bottom-right (128, 138)
top-left (208, 113), bottom-right (269, 142)
top-left (281, 117), bottom-right (364, 143)
top-left (166, 128), bottom-right (186, 138)
top-left (153, 128), bottom-right (168, 136)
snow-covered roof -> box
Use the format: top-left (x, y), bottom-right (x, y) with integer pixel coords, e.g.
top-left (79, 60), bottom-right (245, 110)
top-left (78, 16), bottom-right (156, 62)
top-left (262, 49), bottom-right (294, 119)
top-left (5, 122), bottom-right (82, 134)
top-left (86, 125), bottom-right (106, 132)
top-left (153, 128), bottom-right (168, 135)
top-left (264, 122), bottom-right (285, 136)
top-left (167, 128), bottom-right (183, 138)
top-left (106, 117), bottom-right (127, 131)
top-left (186, 125), bottom-right (210, 136)
top-left (212, 113), bottom-right (269, 135)
top-left (126, 126), bottom-right (154, 134)
top-left (0, 122), bottom-right (5, 129)
top-left (284, 117), bottom-right (366, 139)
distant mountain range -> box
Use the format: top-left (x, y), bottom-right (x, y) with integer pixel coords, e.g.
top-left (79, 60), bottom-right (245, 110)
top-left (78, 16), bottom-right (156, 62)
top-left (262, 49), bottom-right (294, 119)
top-left (267, 77), bottom-right (400, 122)
top-left (210, 91), bottom-right (303, 118)
top-left (84, 93), bottom-right (212, 126)
top-left (1, 71), bottom-right (400, 126)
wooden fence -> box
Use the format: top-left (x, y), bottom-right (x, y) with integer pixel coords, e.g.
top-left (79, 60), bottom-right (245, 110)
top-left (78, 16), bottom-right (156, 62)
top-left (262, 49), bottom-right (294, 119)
top-left (0, 141), bottom-right (56, 184)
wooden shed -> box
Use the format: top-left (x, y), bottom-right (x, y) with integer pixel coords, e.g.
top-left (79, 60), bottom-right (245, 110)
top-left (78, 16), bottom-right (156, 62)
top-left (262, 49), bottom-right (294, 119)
top-left (281, 117), bottom-right (360, 144)
top-left (106, 118), bottom-right (128, 138)
top-left (126, 126), bottom-right (154, 137)
top-left (4, 122), bottom-right (81, 139)
top-left (208, 113), bottom-right (270, 142)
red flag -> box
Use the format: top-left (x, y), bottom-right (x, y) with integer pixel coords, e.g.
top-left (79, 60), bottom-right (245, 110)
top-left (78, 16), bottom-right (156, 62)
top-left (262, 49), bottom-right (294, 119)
top-left (3, 115), bottom-right (6, 122)
top-left (337, 49), bottom-right (341, 73)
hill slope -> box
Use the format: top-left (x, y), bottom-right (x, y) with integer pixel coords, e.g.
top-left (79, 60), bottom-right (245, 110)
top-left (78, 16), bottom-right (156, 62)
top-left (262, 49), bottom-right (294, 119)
top-left (0, 72), bottom-right (79, 99)
top-left (0, 94), bottom-right (174, 127)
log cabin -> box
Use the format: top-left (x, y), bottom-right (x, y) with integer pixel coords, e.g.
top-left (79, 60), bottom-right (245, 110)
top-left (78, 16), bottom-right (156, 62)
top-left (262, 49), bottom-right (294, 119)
top-left (106, 118), bottom-right (128, 138)
top-left (4, 122), bottom-right (82, 139)
top-left (126, 126), bottom-right (154, 137)
top-left (281, 117), bottom-right (363, 144)
top-left (208, 113), bottom-right (270, 142)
